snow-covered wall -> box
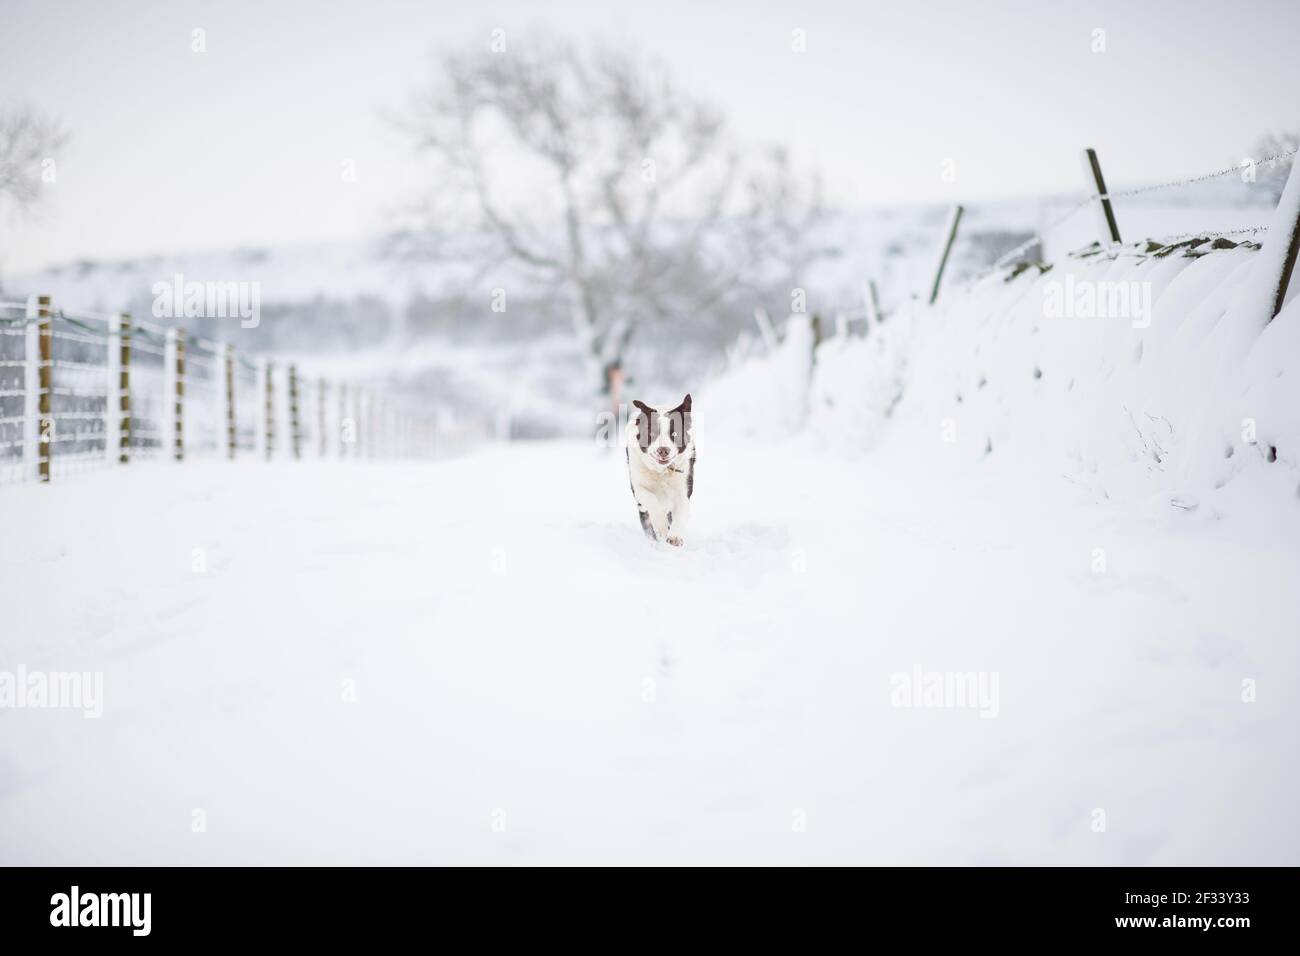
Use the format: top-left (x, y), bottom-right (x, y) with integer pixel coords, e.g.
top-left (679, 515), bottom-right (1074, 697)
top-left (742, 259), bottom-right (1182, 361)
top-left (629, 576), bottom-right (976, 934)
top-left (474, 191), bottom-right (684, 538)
top-left (710, 238), bottom-right (1300, 511)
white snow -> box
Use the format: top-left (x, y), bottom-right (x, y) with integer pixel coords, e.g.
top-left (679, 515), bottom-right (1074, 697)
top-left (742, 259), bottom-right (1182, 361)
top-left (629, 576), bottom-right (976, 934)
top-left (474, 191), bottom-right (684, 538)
top-left (1, 432), bottom-right (1296, 863)
top-left (2, 219), bottom-right (1298, 865)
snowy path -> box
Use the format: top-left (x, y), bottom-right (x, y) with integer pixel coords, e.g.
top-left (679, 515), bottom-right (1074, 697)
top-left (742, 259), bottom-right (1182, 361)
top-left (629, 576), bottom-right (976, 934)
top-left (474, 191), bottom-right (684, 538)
top-left (2, 438), bottom-right (1297, 864)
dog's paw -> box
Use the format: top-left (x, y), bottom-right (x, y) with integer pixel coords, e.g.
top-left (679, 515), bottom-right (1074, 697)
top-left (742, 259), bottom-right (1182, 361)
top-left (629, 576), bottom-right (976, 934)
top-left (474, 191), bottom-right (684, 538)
top-left (665, 535), bottom-right (683, 547)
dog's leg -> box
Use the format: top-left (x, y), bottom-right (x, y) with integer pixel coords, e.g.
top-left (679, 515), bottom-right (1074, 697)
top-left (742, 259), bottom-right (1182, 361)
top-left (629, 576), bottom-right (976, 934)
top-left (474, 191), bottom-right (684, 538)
top-left (637, 491), bottom-right (674, 543)
top-left (630, 481), bottom-right (667, 541)
top-left (665, 499), bottom-right (687, 547)
top-left (628, 449), bottom-right (659, 541)
top-left (665, 453), bottom-right (694, 546)
top-left (637, 505), bottom-right (657, 540)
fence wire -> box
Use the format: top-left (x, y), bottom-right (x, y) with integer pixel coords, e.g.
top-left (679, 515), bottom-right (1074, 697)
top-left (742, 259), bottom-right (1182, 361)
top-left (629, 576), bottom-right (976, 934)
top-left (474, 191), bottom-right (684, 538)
top-left (969, 147), bottom-right (1295, 287)
top-left (1106, 147), bottom-right (1299, 201)
top-left (0, 304), bottom-right (27, 485)
top-left (0, 300), bottom-right (444, 487)
top-left (48, 311), bottom-right (110, 478)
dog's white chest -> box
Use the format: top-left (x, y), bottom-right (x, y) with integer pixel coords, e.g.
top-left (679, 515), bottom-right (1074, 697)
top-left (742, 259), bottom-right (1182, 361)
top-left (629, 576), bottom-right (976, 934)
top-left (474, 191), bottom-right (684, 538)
top-left (637, 466), bottom-right (682, 497)
top-left (629, 455), bottom-right (687, 502)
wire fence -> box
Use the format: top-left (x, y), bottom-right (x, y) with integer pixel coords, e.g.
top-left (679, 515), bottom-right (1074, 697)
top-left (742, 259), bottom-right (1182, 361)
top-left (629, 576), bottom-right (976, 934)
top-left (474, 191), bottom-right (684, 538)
top-left (10, 144), bottom-right (1298, 479)
top-left (50, 309), bottom-right (113, 478)
top-left (0, 301), bottom-right (30, 484)
top-left (956, 145), bottom-right (1299, 289)
top-left (1106, 147), bottom-right (1299, 202)
top-left (0, 298), bottom-right (441, 487)
top-left (809, 143), bottom-right (1299, 344)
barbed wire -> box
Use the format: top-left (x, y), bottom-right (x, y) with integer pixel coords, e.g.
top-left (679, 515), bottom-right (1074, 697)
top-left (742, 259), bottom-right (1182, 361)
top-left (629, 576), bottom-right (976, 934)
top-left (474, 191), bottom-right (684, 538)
top-left (971, 198), bottom-right (1092, 283)
top-left (984, 197), bottom-right (1092, 274)
top-left (971, 148), bottom-right (1295, 286)
top-left (1106, 147), bottom-right (1298, 201)
top-left (51, 329), bottom-right (107, 347)
top-left (127, 322), bottom-right (169, 347)
top-left (5, 310), bottom-right (238, 372)
top-left (56, 306), bottom-right (119, 323)
top-left (52, 310), bottom-right (110, 338)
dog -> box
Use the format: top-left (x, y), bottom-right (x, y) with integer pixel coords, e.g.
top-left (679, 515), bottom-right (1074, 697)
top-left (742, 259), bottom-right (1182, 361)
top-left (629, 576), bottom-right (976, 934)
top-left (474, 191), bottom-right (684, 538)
top-left (625, 394), bottom-right (695, 546)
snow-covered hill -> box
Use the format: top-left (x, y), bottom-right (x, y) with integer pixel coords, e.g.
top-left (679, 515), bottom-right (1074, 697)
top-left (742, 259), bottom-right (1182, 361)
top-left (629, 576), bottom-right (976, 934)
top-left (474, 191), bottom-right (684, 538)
top-left (3, 178), bottom-right (1297, 863)
top-left (714, 233), bottom-right (1299, 511)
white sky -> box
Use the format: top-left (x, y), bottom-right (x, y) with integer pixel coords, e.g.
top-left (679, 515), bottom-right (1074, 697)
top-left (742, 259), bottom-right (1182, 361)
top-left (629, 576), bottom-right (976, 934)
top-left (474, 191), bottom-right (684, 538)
top-left (2, 0), bottom-right (1298, 275)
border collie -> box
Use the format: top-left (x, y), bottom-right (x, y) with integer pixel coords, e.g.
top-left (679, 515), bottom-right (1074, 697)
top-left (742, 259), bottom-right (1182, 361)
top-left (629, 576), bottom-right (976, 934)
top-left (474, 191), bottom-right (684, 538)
top-left (625, 394), bottom-right (695, 546)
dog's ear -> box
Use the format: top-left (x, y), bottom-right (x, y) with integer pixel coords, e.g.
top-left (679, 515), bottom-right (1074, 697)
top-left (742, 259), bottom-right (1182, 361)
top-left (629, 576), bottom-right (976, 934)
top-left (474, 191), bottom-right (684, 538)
top-left (670, 394), bottom-right (692, 448)
top-left (631, 400), bottom-right (653, 450)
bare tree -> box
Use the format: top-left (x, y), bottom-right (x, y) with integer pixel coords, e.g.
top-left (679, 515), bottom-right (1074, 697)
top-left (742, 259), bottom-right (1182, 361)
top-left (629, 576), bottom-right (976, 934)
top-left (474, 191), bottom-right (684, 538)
top-left (738, 146), bottom-right (836, 313)
top-left (0, 104), bottom-right (69, 213)
top-left (399, 37), bottom-right (826, 390)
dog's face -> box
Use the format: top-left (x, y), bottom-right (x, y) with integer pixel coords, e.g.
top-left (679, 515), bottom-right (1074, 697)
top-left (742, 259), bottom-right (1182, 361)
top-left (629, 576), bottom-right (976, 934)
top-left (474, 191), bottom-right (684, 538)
top-left (630, 394), bottom-right (692, 470)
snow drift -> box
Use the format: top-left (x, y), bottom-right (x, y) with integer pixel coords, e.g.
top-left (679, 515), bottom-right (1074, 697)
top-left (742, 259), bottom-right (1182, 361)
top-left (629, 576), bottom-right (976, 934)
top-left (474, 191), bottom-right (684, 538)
top-left (713, 237), bottom-right (1300, 512)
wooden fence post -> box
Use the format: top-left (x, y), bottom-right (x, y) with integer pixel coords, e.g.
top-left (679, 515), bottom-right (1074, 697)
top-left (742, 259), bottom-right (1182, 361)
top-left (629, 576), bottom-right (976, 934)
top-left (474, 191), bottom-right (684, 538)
top-left (338, 382), bottom-right (348, 457)
top-left (752, 307), bottom-right (778, 352)
top-left (367, 390), bottom-right (375, 458)
top-left (165, 328), bottom-right (181, 461)
top-left (355, 386), bottom-right (364, 459)
top-left (358, 388), bottom-right (368, 459)
top-left (1264, 157), bottom-right (1300, 322)
top-left (174, 332), bottom-right (185, 461)
top-left (36, 296), bottom-right (52, 482)
top-left (263, 360), bottom-right (275, 461)
top-left (1081, 147), bottom-right (1122, 246)
top-left (383, 399), bottom-right (391, 458)
top-left (317, 377), bottom-right (327, 457)
top-left (864, 279), bottom-right (882, 329)
top-left (224, 344), bottom-right (236, 459)
top-left (106, 315), bottom-right (119, 463)
top-left (927, 205), bottom-right (964, 305)
top-left (117, 312), bottom-right (131, 464)
top-left (288, 363), bottom-right (301, 460)
top-left (23, 300), bottom-right (40, 480)
top-left (165, 328), bottom-right (176, 426)
top-left (356, 387), bottom-right (366, 457)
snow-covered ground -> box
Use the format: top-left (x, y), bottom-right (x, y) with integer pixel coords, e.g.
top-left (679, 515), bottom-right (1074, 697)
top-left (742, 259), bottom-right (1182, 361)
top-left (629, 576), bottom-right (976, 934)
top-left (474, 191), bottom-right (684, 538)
top-left (4, 195), bottom-right (1299, 864)
top-left (2, 432), bottom-right (1296, 865)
